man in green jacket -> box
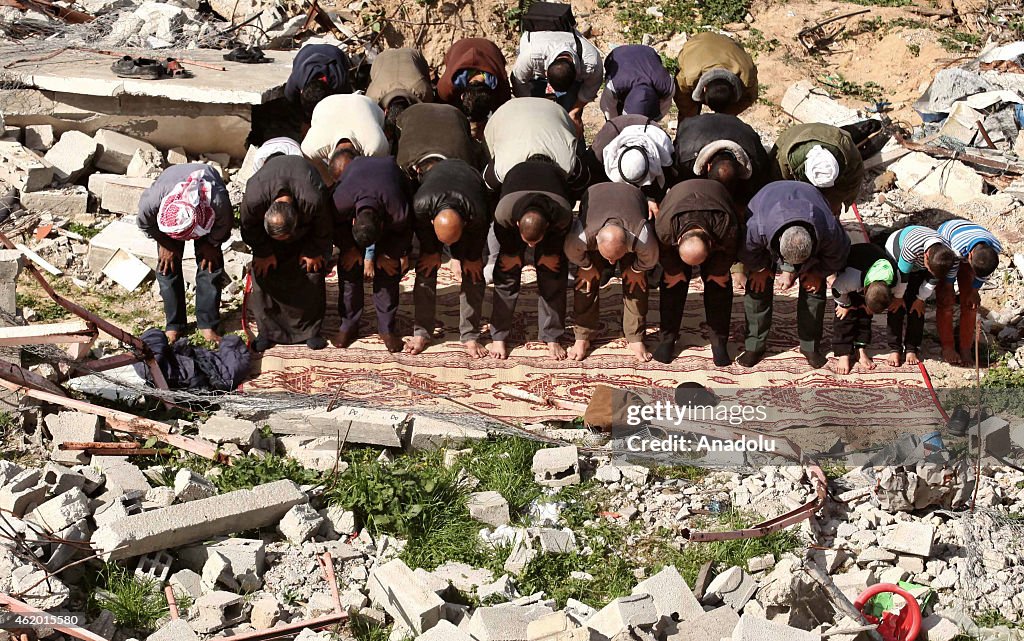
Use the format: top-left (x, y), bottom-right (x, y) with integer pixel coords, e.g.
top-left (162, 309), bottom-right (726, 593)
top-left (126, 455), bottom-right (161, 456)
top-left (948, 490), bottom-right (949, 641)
top-left (769, 123), bottom-right (864, 218)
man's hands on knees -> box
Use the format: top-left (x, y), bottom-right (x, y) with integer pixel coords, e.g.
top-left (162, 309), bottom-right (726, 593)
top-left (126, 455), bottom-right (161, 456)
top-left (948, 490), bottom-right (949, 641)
top-left (498, 254), bottom-right (522, 272)
top-left (300, 255), bottom-right (325, 273)
top-left (251, 254), bottom-right (277, 277)
top-left (575, 264), bottom-right (599, 293)
top-left (377, 255), bottom-right (400, 277)
top-left (748, 269), bottom-right (773, 293)
top-left (341, 247), bottom-right (362, 271)
top-left (800, 271), bottom-right (824, 293)
top-left (622, 268), bottom-right (647, 294)
top-left (537, 254), bottom-right (561, 272)
top-left (416, 253), bottom-right (441, 277)
top-left (158, 244), bottom-right (181, 275)
top-left (196, 242), bottom-right (223, 272)
top-left (662, 270), bottom-right (688, 289)
top-left (910, 299), bottom-right (926, 317)
top-left (462, 259), bottom-right (484, 284)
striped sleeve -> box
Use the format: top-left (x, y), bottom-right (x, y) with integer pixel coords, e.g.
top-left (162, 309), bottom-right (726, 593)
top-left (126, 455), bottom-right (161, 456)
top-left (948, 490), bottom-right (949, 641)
top-left (938, 219), bottom-right (1002, 287)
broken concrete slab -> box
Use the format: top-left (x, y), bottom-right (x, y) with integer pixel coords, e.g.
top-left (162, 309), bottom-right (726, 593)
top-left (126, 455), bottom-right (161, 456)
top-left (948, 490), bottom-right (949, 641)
top-left (279, 503), bottom-right (324, 544)
top-left (586, 593), bottom-right (659, 638)
top-left (532, 445), bottom-right (581, 487)
top-left (469, 491), bottom-right (511, 527)
top-left (781, 80), bottom-right (862, 126)
top-left (0, 469), bottom-right (47, 517)
top-left (87, 217), bottom-right (199, 280)
top-left (147, 618), bottom-right (200, 641)
top-left (664, 605), bottom-right (739, 641)
top-left (526, 610), bottom-right (580, 640)
top-left (0, 141), bottom-right (54, 192)
top-left (250, 595), bottom-right (283, 630)
top-left (703, 566), bottom-right (757, 611)
top-left (92, 479), bottom-right (307, 559)
top-left (87, 174), bottom-right (155, 215)
top-left (466, 604), bottom-right (557, 641)
top-left (415, 619), bottom-right (476, 641)
top-left (174, 468), bottom-right (217, 503)
top-left (44, 130), bottom-right (97, 183)
top-left (11, 566), bottom-right (69, 610)
top-left (368, 558), bottom-right (446, 635)
top-left (279, 435), bottom-right (349, 472)
top-left (92, 455), bottom-right (151, 495)
top-left (273, 405), bottom-right (410, 448)
top-left (18, 186), bottom-right (89, 217)
top-left (319, 505), bottom-right (357, 539)
top-left (170, 568), bottom-right (203, 600)
top-left (198, 414), bottom-right (259, 448)
top-left (832, 569), bottom-right (877, 602)
top-left (191, 590), bottom-right (249, 634)
top-left (127, 147), bottom-right (165, 178)
top-left (407, 416), bottom-right (489, 451)
top-left (23, 124), bottom-right (55, 152)
top-left (730, 612), bottom-right (818, 641)
top-left (879, 522), bottom-right (935, 557)
top-left (536, 528), bottom-right (577, 554)
top-left (44, 411), bottom-right (101, 465)
top-left (27, 487), bottom-right (91, 532)
top-left (632, 565), bottom-right (704, 625)
top-left (890, 152), bottom-right (985, 205)
top-left (94, 128), bottom-right (165, 174)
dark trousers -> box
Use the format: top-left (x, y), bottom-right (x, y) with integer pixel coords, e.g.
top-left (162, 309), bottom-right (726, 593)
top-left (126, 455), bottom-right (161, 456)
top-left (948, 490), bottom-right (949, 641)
top-left (413, 260), bottom-right (486, 342)
top-left (660, 264), bottom-right (732, 345)
top-left (832, 294), bottom-right (872, 357)
top-left (156, 253), bottom-right (223, 333)
top-left (886, 271), bottom-right (927, 353)
top-left (529, 78), bottom-right (580, 112)
top-left (744, 273), bottom-right (826, 353)
top-left (574, 252), bottom-right (647, 342)
top-left (338, 263), bottom-right (401, 335)
top-left (490, 254), bottom-right (567, 343)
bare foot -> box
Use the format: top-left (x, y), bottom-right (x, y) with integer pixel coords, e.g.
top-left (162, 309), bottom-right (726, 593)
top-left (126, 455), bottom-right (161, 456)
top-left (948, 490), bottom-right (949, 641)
top-left (858, 349), bottom-right (876, 371)
top-left (165, 329), bottom-right (179, 344)
top-left (487, 340), bottom-right (508, 360)
top-left (905, 351), bottom-right (920, 365)
top-left (381, 333), bottom-right (403, 353)
top-left (568, 339), bottom-right (590, 361)
top-left (886, 351), bottom-right (903, 367)
top-left (403, 335), bottom-right (430, 355)
top-left (332, 330), bottom-right (355, 348)
top-left (941, 347), bottom-right (962, 366)
top-left (201, 328), bottom-right (222, 344)
top-left (627, 340), bottom-right (651, 362)
top-left (959, 349), bottom-right (974, 366)
top-left (450, 259), bottom-right (462, 281)
top-left (836, 354), bottom-right (852, 375)
top-left (463, 340), bottom-right (487, 358)
top-left (547, 341), bottom-right (567, 360)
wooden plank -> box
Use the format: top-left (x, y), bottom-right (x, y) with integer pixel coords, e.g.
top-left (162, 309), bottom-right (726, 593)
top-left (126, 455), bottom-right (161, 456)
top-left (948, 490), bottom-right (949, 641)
top-left (0, 320), bottom-right (95, 346)
top-left (14, 242), bottom-right (62, 276)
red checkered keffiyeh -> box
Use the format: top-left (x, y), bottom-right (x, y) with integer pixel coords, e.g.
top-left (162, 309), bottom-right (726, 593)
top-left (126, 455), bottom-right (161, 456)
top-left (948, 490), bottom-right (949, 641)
top-left (157, 169), bottom-right (215, 241)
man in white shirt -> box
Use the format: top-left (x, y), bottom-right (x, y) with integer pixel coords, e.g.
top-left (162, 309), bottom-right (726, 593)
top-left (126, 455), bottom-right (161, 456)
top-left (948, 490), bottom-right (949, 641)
top-left (300, 94), bottom-right (390, 184)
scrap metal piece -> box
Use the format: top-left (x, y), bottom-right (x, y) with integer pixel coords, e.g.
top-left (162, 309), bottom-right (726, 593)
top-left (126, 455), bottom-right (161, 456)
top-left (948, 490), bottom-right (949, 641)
top-left (798, 9), bottom-right (871, 53)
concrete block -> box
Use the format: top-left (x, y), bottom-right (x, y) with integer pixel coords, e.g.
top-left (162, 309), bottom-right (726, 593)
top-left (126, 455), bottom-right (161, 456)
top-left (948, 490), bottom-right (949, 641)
top-left (1, 125), bottom-right (20, 142)
top-left (11, 567), bottom-right (69, 610)
top-left (367, 558), bottom-right (445, 634)
top-left (0, 469), bottom-right (47, 516)
top-left (504, 538), bottom-right (537, 575)
top-left (319, 505), bottom-right (357, 538)
top-left (279, 503), bottom-right (324, 544)
top-left (969, 416), bottom-right (1012, 458)
top-left (273, 405), bottom-right (410, 447)
top-left (45, 130), bottom-right (97, 183)
top-left (174, 468), bottom-right (217, 503)
top-left (415, 619), bottom-right (476, 641)
top-left (469, 491), bottom-right (511, 527)
top-left (18, 186), bottom-right (89, 217)
top-left (731, 612), bottom-right (817, 641)
top-left (747, 554), bottom-right (775, 573)
top-left (466, 604), bottom-right (557, 641)
top-left (279, 434), bottom-right (349, 472)
top-left (664, 605), bottom-right (739, 641)
top-left (135, 550), bottom-right (173, 583)
top-left (191, 590), bottom-right (249, 633)
top-left (526, 611), bottom-right (579, 640)
top-left (92, 455), bottom-right (151, 495)
top-left (407, 416), bottom-right (488, 451)
top-left (127, 148), bottom-right (164, 178)
top-left (921, 615), bottom-right (962, 641)
top-left (95, 129), bottom-right (160, 174)
top-left (890, 152), bottom-right (984, 205)
top-left (0, 141), bottom-right (54, 192)
top-left (167, 146), bottom-right (189, 164)
top-left (536, 528), bottom-right (576, 553)
top-left (87, 174), bottom-right (154, 214)
top-left (478, 574), bottom-right (518, 603)
top-left (87, 217), bottom-right (172, 276)
top-left (27, 488), bottom-right (91, 532)
top-left (202, 550), bottom-right (236, 590)
top-left (781, 80), bottom-right (862, 126)
top-left (92, 479), bottom-right (307, 559)
top-left (198, 414), bottom-right (259, 447)
top-left (178, 537), bottom-right (266, 581)
top-left (251, 595), bottom-right (283, 630)
top-left (169, 569), bottom-right (203, 600)
top-left (879, 522), bottom-right (935, 557)
top-left (703, 566), bottom-right (757, 611)
top-left (44, 411), bottom-right (101, 465)
top-left (832, 569), bottom-right (877, 602)
top-left (432, 561), bottom-right (494, 594)
top-left (23, 124), bottom-right (55, 152)
top-left (532, 445), bottom-right (580, 487)
top-left (632, 565), bottom-right (704, 625)
top-left (147, 619), bottom-right (200, 641)
top-left (586, 593), bottom-right (658, 638)
top-left (144, 485), bottom-right (176, 508)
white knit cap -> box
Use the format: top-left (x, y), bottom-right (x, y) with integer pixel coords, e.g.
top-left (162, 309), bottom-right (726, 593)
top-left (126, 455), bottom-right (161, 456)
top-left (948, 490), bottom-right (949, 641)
top-left (804, 145), bottom-right (840, 188)
top-left (618, 147), bottom-right (649, 184)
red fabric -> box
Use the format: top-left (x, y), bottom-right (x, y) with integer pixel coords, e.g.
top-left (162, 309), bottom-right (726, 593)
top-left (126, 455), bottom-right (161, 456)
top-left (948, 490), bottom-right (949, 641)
top-left (158, 171), bottom-right (215, 241)
top-left (437, 38), bottom-right (511, 106)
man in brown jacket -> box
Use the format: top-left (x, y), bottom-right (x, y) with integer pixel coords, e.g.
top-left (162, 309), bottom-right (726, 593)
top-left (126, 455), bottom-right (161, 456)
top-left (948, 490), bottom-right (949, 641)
top-left (674, 32), bottom-right (758, 125)
top-left (653, 179), bottom-right (741, 366)
top-left (365, 48), bottom-right (434, 145)
top-left (437, 38), bottom-right (512, 139)
top-left (565, 182), bottom-right (659, 362)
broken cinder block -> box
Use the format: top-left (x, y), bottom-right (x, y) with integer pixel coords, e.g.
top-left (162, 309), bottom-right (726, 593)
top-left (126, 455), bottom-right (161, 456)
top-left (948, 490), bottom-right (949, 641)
top-left (94, 128), bottom-right (160, 174)
top-left (0, 141), bottom-right (54, 192)
top-left (44, 130), bottom-right (97, 184)
top-left (532, 445), bottom-right (581, 487)
top-left (468, 491), bottom-right (511, 527)
top-left (367, 558), bottom-right (445, 635)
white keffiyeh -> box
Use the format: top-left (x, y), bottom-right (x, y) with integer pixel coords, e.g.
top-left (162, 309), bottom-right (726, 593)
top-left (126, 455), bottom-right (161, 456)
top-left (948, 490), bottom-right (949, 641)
top-left (602, 124), bottom-right (673, 188)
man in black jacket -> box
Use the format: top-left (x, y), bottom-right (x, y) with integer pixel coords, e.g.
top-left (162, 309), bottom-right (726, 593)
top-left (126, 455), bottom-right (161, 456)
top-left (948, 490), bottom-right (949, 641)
top-left (489, 160), bottom-right (574, 360)
top-left (332, 155), bottom-right (413, 352)
top-left (138, 164), bottom-right (233, 344)
top-left (674, 113), bottom-right (770, 207)
top-left (405, 159), bottom-right (491, 357)
top-left (240, 155), bottom-right (334, 352)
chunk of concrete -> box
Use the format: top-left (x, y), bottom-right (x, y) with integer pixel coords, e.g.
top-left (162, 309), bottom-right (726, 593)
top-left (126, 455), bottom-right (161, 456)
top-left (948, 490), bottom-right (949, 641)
top-left (664, 605), bottom-right (739, 641)
top-left (432, 561), bottom-right (494, 594)
top-left (174, 468), bottom-right (217, 503)
top-left (92, 479), bottom-right (307, 559)
top-left (87, 174), bottom-right (155, 214)
top-left (536, 528), bottom-right (577, 553)
top-left (23, 124), bottom-right (55, 152)
top-left (632, 565), bottom-right (704, 625)
top-left (0, 141), bottom-right (54, 192)
top-left (19, 186), bottom-right (89, 217)
top-left (0, 469), bottom-right (47, 517)
top-left (251, 595), bottom-right (283, 630)
top-left (95, 129), bottom-right (160, 174)
top-left (367, 558), bottom-right (445, 634)
top-left (879, 522), bottom-right (935, 557)
top-left (169, 569), bottom-right (203, 600)
top-left (526, 610), bottom-right (580, 640)
top-left (45, 411), bottom-right (101, 465)
top-left (147, 618), bottom-right (200, 641)
top-left (466, 604), bottom-right (557, 641)
top-left (191, 590), bottom-right (249, 634)
top-left (407, 416), bottom-right (488, 451)
top-left (703, 566), bottom-right (757, 611)
top-left (92, 455), bottom-right (151, 495)
top-left (586, 593), bottom-right (658, 638)
top-left (319, 505), bottom-right (357, 538)
top-left (920, 615), bottom-right (962, 641)
top-left (272, 405), bottom-right (410, 447)
top-left (279, 434), bottom-right (349, 473)
top-left (415, 619), bottom-right (476, 641)
top-left (27, 488), bottom-right (91, 532)
top-left (781, 80), bottom-right (862, 126)
top-left (890, 152), bottom-right (984, 205)
top-left (198, 414), bottom-right (259, 447)
top-left (279, 503), bottom-right (324, 544)
top-left (532, 445), bottom-right (581, 487)
top-left (167, 146), bottom-right (188, 164)
top-left (969, 416), bottom-right (1011, 458)
top-left (731, 612), bottom-right (817, 640)
top-left (11, 567), bottom-right (69, 610)
top-left (44, 130), bottom-right (97, 183)
top-left (478, 574), bottom-right (518, 603)
top-left (127, 147), bottom-right (165, 178)
top-left (469, 491), bottom-right (511, 527)
top-left (832, 569), bottom-right (877, 602)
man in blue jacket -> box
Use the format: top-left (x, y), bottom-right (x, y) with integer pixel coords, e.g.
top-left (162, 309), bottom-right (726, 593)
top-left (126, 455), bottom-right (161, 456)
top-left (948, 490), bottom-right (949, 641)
top-left (285, 44), bottom-right (352, 118)
top-left (599, 45), bottom-right (675, 121)
top-left (738, 181), bottom-right (851, 369)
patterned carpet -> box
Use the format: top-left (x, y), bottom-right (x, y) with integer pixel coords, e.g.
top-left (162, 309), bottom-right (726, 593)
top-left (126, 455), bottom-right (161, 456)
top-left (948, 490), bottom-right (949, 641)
top-left (245, 216), bottom-right (944, 435)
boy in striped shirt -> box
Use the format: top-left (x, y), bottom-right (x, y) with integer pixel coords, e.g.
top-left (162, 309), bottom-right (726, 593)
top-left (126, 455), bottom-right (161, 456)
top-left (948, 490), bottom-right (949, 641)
top-left (935, 218), bottom-right (1001, 365)
top-left (884, 225), bottom-right (958, 367)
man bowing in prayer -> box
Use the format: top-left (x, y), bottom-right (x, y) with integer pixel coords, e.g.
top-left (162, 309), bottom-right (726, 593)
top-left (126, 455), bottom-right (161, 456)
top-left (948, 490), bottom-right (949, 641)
top-left (240, 155), bottom-right (334, 352)
top-left (138, 163), bottom-right (233, 344)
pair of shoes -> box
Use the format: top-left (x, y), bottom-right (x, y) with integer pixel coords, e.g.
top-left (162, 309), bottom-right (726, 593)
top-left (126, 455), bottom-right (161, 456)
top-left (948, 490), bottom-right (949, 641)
top-left (652, 334), bottom-right (677, 364)
top-left (306, 336), bottom-right (327, 350)
top-left (111, 56), bottom-right (166, 79)
top-left (946, 406), bottom-right (970, 437)
top-left (710, 342), bottom-right (730, 367)
top-left (736, 350), bottom-right (765, 368)
top-left (223, 46), bottom-right (272, 64)
top-left (801, 349), bottom-right (827, 369)
top-left (252, 336), bottom-right (274, 353)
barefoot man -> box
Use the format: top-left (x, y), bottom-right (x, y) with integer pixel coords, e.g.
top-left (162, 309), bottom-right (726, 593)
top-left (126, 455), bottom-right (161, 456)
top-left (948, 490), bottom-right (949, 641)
top-left (138, 163), bottom-right (233, 345)
top-left (405, 159), bottom-right (491, 357)
top-left (830, 243), bottom-right (896, 375)
top-left (489, 159), bottom-right (574, 360)
top-left (565, 182), bottom-right (658, 362)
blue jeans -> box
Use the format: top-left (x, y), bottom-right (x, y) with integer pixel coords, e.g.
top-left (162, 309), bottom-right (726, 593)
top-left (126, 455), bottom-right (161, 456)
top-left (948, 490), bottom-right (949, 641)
top-left (156, 254), bottom-right (224, 332)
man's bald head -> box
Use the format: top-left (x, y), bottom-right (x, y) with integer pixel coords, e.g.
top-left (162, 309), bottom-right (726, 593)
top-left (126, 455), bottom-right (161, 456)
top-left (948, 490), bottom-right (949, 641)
top-left (678, 229), bottom-right (711, 266)
top-left (706, 152), bottom-right (741, 190)
top-left (596, 224), bottom-right (629, 263)
top-left (433, 208), bottom-right (465, 246)
top-left (328, 143), bottom-right (357, 183)
top-left (518, 210), bottom-right (549, 247)
top-left (265, 196), bottom-right (298, 241)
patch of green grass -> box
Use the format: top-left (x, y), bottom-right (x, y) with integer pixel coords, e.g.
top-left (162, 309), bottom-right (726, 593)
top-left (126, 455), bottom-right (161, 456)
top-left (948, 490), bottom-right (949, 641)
top-left (16, 291), bottom-right (69, 322)
top-left (652, 464), bottom-right (709, 482)
top-left (741, 28), bottom-right (780, 59)
top-left (351, 620), bottom-right (395, 641)
top-left (938, 29), bottom-right (981, 53)
top-left (214, 454), bottom-right (324, 493)
top-left (907, 43), bottom-right (921, 56)
top-left (973, 609), bottom-right (1020, 629)
top-left (819, 459), bottom-right (849, 479)
top-left (616, 0), bottom-right (699, 39)
top-left (66, 221), bottom-right (100, 239)
top-left (700, 0), bottom-right (750, 24)
top-left (91, 564), bottom-right (171, 632)
top-left (819, 73), bottom-right (885, 103)
top-left (462, 437), bottom-right (544, 515)
top-left (659, 52), bottom-right (679, 79)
